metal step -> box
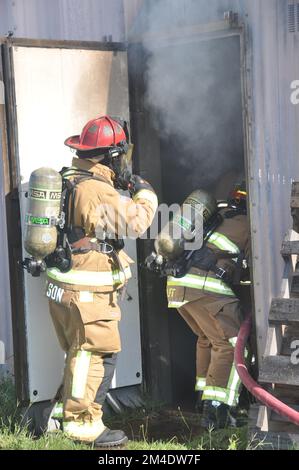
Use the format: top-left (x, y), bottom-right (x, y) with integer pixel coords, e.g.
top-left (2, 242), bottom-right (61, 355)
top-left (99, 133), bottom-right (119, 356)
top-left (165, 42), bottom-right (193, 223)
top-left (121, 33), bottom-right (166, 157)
top-left (259, 355), bottom-right (299, 386)
top-left (269, 298), bottom-right (299, 325)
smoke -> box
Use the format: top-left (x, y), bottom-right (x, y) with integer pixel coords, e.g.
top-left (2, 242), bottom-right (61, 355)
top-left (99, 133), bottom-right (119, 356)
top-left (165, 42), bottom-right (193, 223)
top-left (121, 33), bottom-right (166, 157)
top-left (141, 0), bottom-right (244, 194)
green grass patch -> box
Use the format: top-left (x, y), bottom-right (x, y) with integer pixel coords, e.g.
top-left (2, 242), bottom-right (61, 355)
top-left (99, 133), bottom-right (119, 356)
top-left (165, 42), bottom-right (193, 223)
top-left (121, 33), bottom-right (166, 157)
top-left (0, 376), bottom-right (256, 450)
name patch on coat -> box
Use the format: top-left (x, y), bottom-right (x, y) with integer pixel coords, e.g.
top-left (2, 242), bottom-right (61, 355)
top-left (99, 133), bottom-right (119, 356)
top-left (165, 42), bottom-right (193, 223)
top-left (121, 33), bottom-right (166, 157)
top-left (46, 283), bottom-right (64, 303)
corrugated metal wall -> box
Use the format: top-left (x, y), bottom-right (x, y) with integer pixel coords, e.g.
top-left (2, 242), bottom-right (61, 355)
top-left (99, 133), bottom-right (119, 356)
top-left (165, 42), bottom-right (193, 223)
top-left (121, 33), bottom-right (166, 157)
top-left (0, 0), bottom-right (125, 41)
top-left (1, 0), bottom-right (299, 374)
top-left (242, 0), bottom-right (299, 359)
top-left (128, 0), bottom-right (299, 362)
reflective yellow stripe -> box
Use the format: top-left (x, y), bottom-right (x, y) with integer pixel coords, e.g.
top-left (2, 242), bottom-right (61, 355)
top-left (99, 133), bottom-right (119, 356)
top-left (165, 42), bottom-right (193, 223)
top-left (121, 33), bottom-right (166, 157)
top-left (63, 419), bottom-right (106, 442)
top-left (201, 339), bottom-right (248, 407)
top-left (229, 337), bottom-right (238, 348)
top-left (133, 189), bottom-right (158, 209)
top-left (72, 351), bottom-right (91, 399)
top-left (167, 274), bottom-right (235, 297)
top-left (226, 338), bottom-right (241, 406)
top-left (227, 366), bottom-right (241, 407)
top-left (202, 387), bottom-right (228, 402)
top-left (195, 377), bottom-right (206, 391)
top-left (47, 266), bottom-right (131, 287)
top-left (208, 232), bottom-right (240, 254)
top-left (227, 338), bottom-right (249, 406)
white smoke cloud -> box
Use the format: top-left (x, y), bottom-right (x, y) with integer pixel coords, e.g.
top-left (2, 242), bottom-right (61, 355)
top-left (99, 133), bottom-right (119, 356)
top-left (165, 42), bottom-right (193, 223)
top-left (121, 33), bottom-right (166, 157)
top-left (141, 0), bottom-right (244, 191)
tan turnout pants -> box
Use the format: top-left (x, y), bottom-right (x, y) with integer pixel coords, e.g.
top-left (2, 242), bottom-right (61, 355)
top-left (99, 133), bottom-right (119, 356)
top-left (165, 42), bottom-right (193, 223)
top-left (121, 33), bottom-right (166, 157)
top-left (178, 295), bottom-right (243, 406)
top-left (47, 282), bottom-right (121, 440)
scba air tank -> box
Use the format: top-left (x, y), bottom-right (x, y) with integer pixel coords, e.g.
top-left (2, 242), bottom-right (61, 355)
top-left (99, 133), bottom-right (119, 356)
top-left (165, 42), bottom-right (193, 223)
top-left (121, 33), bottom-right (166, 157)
top-left (154, 189), bottom-right (217, 261)
top-left (24, 167), bottom-right (62, 260)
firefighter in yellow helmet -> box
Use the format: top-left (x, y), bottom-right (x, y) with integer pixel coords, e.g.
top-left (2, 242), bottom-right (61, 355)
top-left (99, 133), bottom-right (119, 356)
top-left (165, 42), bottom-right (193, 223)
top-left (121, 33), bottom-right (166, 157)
top-left (45, 116), bottom-right (158, 446)
top-left (164, 183), bottom-right (249, 429)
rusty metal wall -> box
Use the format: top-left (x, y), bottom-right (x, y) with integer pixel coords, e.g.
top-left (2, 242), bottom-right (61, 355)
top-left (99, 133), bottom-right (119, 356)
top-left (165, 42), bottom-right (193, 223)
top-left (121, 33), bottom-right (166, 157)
top-left (0, 0), bottom-right (125, 42)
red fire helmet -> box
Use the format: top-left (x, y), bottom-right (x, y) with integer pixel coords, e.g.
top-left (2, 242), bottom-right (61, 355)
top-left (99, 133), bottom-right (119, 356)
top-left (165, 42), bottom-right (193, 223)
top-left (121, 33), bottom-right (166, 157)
top-left (64, 115), bottom-right (128, 154)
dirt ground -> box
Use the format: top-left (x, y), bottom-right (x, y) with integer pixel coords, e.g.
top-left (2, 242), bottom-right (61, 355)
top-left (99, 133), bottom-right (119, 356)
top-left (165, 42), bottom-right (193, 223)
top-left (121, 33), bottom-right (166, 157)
top-left (121, 409), bottom-right (203, 443)
top-left (108, 402), bottom-right (249, 445)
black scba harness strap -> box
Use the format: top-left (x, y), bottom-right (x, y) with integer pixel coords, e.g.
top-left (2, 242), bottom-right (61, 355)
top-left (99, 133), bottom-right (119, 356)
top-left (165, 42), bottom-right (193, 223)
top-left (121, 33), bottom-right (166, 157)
top-left (190, 206), bottom-right (247, 288)
top-left (169, 206), bottom-right (247, 288)
top-left (45, 167), bottom-right (124, 273)
top-left (191, 246), bottom-right (245, 287)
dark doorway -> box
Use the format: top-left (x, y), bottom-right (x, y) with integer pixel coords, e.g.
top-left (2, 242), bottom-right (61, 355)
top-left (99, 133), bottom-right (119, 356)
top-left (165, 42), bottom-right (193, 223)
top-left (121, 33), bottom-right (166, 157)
top-left (129, 32), bottom-right (247, 408)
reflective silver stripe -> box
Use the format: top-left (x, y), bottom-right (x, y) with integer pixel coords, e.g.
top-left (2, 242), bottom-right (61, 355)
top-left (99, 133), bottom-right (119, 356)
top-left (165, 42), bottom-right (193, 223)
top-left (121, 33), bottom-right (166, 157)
top-left (63, 419), bottom-right (106, 442)
top-left (227, 337), bottom-right (249, 406)
top-left (72, 351), bottom-right (91, 399)
top-left (208, 232), bottom-right (240, 254)
top-left (133, 189), bottom-right (158, 208)
top-left (47, 266), bottom-right (131, 286)
top-left (51, 402), bottom-right (63, 419)
top-left (195, 377), bottom-right (206, 391)
top-left (229, 337), bottom-right (238, 348)
top-left (167, 274), bottom-right (235, 296)
top-left (202, 388), bottom-right (228, 401)
top-left (227, 367), bottom-right (241, 407)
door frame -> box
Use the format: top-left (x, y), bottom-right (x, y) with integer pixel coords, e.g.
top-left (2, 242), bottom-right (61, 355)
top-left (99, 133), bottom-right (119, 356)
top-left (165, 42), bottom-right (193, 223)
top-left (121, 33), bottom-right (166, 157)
top-left (0, 37), bottom-right (128, 403)
top-left (128, 18), bottom-right (256, 403)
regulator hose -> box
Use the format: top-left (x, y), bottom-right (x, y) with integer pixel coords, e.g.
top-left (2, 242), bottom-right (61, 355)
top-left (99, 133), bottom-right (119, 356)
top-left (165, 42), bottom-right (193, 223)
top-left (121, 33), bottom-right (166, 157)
top-left (235, 313), bottom-right (299, 426)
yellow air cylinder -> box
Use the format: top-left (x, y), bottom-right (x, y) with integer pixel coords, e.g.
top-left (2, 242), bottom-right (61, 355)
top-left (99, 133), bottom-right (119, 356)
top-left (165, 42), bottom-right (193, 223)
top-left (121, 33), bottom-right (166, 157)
top-left (24, 167), bottom-right (62, 260)
top-left (155, 189), bottom-right (217, 261)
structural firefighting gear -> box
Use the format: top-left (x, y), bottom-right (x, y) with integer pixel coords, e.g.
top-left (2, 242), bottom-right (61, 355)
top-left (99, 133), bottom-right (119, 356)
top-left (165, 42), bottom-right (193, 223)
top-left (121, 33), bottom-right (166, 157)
top-left (166, 192), bottom-right (249, 417)
top-left (23, 167), bottom-right (63, 276)
top-left (48, 289), bottom-right (121, 440)
top-left (178, 297), bottom-right (243, 408)
top-left (43, 118), bottom-right (158, 444)
top-left (23, 119), bottom-right (135, 277)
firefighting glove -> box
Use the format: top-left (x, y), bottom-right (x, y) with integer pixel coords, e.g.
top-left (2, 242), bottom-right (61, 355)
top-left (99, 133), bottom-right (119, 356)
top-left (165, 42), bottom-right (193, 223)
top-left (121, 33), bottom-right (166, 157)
top-left (128, 175), bottom-right (155, 197)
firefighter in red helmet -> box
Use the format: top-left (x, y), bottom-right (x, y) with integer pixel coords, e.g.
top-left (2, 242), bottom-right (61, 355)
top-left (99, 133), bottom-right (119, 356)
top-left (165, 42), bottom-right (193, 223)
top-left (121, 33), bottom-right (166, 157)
top-left (46, 116), bottom-right (158, 446)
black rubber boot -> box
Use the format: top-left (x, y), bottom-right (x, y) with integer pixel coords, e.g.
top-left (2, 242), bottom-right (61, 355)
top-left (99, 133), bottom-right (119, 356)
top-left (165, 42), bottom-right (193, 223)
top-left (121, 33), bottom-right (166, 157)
top-left (94, 428), bottom-right (128, 448)
top-left (195, 391), bottom-right (204, 413)
top-left (200, 400), bottom-right (231, 430)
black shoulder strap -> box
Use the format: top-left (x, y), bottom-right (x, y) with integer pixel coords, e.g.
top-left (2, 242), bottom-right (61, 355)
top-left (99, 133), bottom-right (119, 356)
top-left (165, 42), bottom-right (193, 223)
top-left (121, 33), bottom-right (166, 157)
top-left (224, 207), bottom-right (247, 218)
top-left (59, 170), bottom-right (113, 242)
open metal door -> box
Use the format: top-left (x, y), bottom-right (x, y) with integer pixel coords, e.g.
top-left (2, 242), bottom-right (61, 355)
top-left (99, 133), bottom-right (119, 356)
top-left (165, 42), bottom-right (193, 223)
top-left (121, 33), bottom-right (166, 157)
top-left (3, 39), bottom-right (142, 403)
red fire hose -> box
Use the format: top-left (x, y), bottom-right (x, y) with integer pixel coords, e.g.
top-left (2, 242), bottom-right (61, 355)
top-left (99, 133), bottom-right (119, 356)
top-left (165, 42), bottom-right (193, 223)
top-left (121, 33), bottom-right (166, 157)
top-left (235, 313), bottom-right (299, 426)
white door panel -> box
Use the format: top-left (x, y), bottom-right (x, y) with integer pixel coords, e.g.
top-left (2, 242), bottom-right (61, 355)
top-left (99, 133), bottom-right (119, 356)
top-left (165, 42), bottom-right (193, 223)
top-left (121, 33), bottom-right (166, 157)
top-left (13, 45), bottom-right (142, 402)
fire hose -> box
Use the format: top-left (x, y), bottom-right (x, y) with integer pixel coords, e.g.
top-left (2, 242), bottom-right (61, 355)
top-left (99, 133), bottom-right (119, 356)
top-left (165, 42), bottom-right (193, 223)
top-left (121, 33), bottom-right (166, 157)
top-left (235, 313), bottom-right (299, 426)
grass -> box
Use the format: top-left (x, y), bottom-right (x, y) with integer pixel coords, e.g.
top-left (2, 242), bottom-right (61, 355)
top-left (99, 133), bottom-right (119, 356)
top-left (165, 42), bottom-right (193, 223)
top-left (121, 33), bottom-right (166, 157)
top-left (0, 376), bottom-right (260, 451)
top-left (0, 425), bottom-right (252, 451)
